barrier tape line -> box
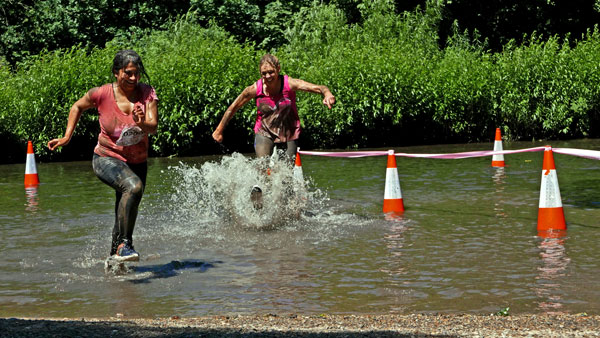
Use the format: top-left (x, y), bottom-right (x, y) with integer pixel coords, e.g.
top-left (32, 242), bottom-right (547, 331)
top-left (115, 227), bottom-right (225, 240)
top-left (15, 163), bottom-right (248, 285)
top-left (299, 150), bottom-right (388, 158)
top-left (299, 147), bottom-right (600, 161)
top-left (553, 148), bottom-right (600, 161)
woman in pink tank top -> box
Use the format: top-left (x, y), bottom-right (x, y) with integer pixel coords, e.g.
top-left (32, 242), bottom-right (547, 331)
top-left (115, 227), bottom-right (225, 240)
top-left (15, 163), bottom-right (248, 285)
top-left (48, 50), bottom-right (158, 266)
top-left (212, 54), bottom-right (335, 161)
top-left (213, 54), bottom-right (335, 208)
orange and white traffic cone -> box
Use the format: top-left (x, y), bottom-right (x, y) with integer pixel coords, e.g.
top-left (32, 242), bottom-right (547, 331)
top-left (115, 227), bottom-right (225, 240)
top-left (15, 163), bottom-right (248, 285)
top-left (537, 146), bottom-right (566, 235)
top-left (293, 148), bottom-right (303, 183)
top-left (491, 128), bottom-right (505, 167)
top-left (24, 140), bottom-right (40, 187)
top-left (383, 150), bottom-right (404, 214)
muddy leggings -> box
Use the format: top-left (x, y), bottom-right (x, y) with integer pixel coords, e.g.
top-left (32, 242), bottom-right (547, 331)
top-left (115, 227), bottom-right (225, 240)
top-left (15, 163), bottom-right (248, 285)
top-left (92, 154), bottom-right (147, 255)
top-left (254, 134), bottom-right (298, 162)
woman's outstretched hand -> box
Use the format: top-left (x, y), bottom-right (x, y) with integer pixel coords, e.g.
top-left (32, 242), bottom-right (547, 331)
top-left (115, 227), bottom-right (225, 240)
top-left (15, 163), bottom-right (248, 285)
top-left (323, 94), bottom-right (336, 109)
top-left (212, 129), bottom-right (224, 143)
top-left (47, 137), bottom-right (70, 151)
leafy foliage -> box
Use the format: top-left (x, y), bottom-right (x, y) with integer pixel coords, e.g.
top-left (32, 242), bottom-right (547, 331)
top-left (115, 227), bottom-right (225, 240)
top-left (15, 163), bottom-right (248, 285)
top-left (137, 18), bottom-right (260, 156)
top-left (2, 0), bottom-right (600, 163)
top-left (0, 45), bottom-right (116, 161)
top-left (439, 0), bottom-right (600, 52)
top-left (0, 0), bottom-right (191, 68)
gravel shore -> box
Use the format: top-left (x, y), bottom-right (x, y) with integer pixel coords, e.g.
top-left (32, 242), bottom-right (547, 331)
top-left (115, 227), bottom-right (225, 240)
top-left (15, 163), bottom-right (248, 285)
top-left (2, 313), bottom-right (599, 337)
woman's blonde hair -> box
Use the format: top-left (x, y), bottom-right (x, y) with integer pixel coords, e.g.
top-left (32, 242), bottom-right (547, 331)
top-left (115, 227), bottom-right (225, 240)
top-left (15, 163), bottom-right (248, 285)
top-left (259, 54), bottom-right (280, 71)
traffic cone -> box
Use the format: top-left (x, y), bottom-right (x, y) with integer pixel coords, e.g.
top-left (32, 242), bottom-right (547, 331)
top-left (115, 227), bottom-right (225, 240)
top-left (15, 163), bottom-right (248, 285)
top-left (383, 150), bottom-right (404, 214)
top-left (537, 146), bottom-right (566, 233)
top-left (24, 140), bottom-right (40, 187)
top-left (491, 128), bottom-right (505, 167)
top-left (293, 148), bottom-right (303, 183)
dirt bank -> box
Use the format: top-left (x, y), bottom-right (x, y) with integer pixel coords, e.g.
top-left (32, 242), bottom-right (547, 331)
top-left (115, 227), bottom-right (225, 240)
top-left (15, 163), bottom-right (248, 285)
top-left (2, 313), bottom-right (599, 337)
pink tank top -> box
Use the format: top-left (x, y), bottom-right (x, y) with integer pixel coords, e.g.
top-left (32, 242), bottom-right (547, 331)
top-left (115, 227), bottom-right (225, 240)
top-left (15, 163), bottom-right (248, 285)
top-left (90, 83), bottom-right (158, 163)
top-left (254, 75), bottom-right (300, 142)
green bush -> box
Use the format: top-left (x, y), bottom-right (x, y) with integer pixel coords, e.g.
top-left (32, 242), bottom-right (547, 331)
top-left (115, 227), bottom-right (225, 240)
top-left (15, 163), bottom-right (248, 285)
top-left (2, 0), bottom-right (600, 163)
top-left (137, 19), bottom-right (259, 156)
top-left (492, 33), bottom-right (600, 140)
top-left (0, 0), bottom-right (191, 68)
top-left (0, 46), bottom-right (116, 162)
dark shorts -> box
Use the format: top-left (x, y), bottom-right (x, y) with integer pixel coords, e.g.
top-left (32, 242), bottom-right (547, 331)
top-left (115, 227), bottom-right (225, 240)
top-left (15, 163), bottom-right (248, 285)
top-left (254, 133), bottom-right (298, 160)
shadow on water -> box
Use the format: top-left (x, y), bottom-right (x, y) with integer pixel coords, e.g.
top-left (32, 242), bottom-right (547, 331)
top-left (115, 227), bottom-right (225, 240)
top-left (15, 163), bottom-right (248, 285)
top-left (562, 178), bottom-right (600, 209)
top-left (113, 260), bottom-right (220, 284)
top-left (566, 221), bottom-right (600, 229)
top-left (0, 318), bottom-right (455, 337)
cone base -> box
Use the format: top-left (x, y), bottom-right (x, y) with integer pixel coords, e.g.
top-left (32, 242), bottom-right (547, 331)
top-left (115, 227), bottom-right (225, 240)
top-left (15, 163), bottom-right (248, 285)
top-left (537, 207), bottom-right (566, 231)
top-left (537, 229), bottom-right (567, 239)
top-left (383, 198), bottom-right (404, 214)
top-left (384, 211), bottom-right (404, 221)
top-left (491, 161), bottom-right (505, 167)
top-left (24, 174), bottom-right (40, 187)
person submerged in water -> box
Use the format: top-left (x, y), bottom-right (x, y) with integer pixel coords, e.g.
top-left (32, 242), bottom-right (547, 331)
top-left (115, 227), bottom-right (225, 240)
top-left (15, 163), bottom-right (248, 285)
top-left (212, 54), bottom-right (335, 206)
top-left (48, 49), bottom-right (158, 263)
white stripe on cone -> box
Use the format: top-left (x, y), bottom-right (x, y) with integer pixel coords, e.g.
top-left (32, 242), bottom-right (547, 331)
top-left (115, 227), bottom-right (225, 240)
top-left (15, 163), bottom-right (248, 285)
top-left (384, 167), bottom-right (402, 200)
top-left (293, 165), bottom-right (303, 182)
top-left (539, 169), bottom-right (562, 208)
top-left (492, 140), bottom-right (504, 163)
top-left (25, 153), bottom-right (38, 174)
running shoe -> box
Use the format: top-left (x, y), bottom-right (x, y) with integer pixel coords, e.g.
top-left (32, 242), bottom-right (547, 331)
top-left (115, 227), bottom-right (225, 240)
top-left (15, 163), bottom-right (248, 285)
top-left (250, 185), bottom-right (263, 210)
top-left (114, 240), bottom-right (139, 262)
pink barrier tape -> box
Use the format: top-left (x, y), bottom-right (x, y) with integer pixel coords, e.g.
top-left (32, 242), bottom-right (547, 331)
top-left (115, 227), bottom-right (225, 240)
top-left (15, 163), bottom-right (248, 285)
top-left (299, 147), bottom-right (548, 159)
top-left (299, 147), bottom-right (600, 160)
top-left (299, 150), bottom-right (389, 158)
top-left (392, 147), bottom-right (547, 159)
top-left (554, 148), bottom-right (600, 161)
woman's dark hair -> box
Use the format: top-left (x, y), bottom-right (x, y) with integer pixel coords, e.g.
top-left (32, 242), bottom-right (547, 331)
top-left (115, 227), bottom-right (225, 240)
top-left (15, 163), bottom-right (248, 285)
top-left (112, 49), bottom-right (150, 83)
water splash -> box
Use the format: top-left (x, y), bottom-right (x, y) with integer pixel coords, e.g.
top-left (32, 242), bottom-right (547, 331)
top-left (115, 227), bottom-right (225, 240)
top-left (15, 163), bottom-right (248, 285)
top-left (163, 151), bottom-right (330, 231)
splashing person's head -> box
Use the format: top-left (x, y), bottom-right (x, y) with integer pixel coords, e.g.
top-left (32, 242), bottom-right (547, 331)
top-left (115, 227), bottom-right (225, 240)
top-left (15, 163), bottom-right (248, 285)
top-left (259, 54), bottom-right (281, 85)
top-left (112, 49), bottom-right (150, 84)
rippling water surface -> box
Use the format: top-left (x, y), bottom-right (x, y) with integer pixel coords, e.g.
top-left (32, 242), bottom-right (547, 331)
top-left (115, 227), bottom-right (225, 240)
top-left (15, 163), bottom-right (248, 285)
top-left (1, 139), bottom-right (599, 318)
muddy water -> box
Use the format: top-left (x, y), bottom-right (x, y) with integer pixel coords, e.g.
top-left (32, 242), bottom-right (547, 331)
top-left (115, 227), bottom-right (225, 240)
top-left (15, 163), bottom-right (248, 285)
top-left (1, 139), bottom-right (599, 318)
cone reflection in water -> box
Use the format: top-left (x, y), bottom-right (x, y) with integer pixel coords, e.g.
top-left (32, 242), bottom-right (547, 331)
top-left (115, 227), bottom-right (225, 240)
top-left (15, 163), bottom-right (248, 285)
top-left (491, 128), bottom-right (505, 167)
top-left (537, 146), bottom-right (566, 233)
top-left (383, 150), bottom-right (404, 215)
top-left (24, 140), bottom-right (40, 187)
top-left (534, 236), bottom-right (570, 312)
top-left (492, 167), bottom-right (507, 219)
top-left (25, 186), bottom-right (40, 212)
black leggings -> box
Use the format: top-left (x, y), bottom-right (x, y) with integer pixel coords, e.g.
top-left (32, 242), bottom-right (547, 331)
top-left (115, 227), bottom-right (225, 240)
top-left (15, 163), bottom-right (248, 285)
top-left (92, 154), bottom-right (147, 255)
